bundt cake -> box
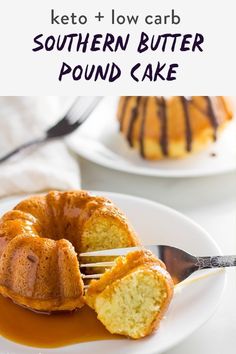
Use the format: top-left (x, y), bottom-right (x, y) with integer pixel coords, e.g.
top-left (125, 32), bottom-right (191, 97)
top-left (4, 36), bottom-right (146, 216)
top-left (117, 96), bottom-right (233, 160)
top-left (86, 249), bottom-right (174, 339)
top-left (0, 190), bottom-right (138, 312)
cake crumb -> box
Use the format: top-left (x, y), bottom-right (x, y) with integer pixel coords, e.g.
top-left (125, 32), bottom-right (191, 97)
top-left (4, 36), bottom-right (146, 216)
top-left (210, 152), bottom-right (217, 157)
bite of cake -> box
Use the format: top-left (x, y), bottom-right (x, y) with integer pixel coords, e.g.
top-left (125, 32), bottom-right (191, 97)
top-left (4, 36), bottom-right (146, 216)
top-left (86, 249), bottom-right (174, 339)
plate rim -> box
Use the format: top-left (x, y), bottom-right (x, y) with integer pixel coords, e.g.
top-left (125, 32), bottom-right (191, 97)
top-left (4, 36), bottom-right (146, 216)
top-left (66, 96), bottom-right (236, 178)
top-left (0, 191), bottom-right (226, 354)
top-left (68, 136), bottom-right (236, 178)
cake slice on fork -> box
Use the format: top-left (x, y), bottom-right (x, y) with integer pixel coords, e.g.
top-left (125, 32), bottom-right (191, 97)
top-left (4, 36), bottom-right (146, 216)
top-left (86, 249), bottom-right (174, 339)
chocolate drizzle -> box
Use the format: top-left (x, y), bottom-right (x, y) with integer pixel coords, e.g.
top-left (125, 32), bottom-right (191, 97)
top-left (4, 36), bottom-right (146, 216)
top-left (139, 97), bottom-right (148, 157)
top-left (127, 96), bottom-right (141, 147)
top-left (180, 97), bottom-right (192, 152)
top-left (119, 96), bottom-right (221, 157)
top-left (119, 96), bottom-right (130, 131)
top-left (204, 96), bottom-right (218, 141)
top-left (156, 97), bottom-right (168, 156)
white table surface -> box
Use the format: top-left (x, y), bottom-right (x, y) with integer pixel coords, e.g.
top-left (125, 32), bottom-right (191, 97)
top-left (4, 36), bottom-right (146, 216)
top-left (79, 156), bottom-right (236, 354)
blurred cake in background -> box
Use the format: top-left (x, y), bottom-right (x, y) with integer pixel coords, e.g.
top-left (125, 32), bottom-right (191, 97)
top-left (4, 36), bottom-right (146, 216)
top-left (117, 96), bottom-right (233, 160)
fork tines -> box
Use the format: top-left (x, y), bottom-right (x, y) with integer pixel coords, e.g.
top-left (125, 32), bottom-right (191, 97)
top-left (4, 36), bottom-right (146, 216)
top-left (79, 246), bottom-right (143, 258)
top-left (80, 261), bottom-right (115, 268)
top-left (79, 246), bottom-right (144, 281)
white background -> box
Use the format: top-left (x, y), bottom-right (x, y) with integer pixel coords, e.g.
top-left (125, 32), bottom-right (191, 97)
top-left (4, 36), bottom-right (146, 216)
top-left (0, 0), bottom-right (235, 95)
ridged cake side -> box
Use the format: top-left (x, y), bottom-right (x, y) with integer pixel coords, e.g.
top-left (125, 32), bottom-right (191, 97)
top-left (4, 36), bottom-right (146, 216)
top-left (0, 190), bottom-right (139, 312)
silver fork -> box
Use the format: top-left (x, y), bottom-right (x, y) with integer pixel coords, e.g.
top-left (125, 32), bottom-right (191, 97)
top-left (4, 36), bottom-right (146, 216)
top-left (79, 245), bottom-right (236, 284)
top-left (0, 96), bottom-right (102, 163)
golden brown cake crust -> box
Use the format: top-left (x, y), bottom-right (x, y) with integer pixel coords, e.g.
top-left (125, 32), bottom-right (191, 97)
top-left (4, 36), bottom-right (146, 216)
top-left (0, 190), bottom-right (138, 312)
top-left (86, 249), bottom-right (166, 303)
top-left (117, 96), bottom-right (233, 160)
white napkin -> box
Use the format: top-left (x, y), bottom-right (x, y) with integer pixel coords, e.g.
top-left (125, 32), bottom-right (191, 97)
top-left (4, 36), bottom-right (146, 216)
top-left (0, 97), bottom-right (81, 198)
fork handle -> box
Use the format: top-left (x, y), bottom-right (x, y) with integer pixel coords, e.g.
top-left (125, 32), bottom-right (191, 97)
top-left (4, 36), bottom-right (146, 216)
top-left (0, 137), bottom-right (46, 163)
top-left (196, 255), bottom-right (236, 269)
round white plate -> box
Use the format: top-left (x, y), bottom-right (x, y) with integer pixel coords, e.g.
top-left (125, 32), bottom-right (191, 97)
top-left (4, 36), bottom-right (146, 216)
top-left (67, 97), bottom-right (236, 177)
top-left (0, 192), bottom-right (225, 354)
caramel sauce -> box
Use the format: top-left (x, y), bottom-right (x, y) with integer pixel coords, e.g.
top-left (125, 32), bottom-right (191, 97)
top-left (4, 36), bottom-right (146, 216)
top-left (0, 295), bottom-right (121, 348)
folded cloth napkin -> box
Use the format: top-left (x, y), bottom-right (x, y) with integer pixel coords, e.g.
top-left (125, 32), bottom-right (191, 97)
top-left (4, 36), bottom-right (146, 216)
top-left (0, 97), bottom-right (81, 198)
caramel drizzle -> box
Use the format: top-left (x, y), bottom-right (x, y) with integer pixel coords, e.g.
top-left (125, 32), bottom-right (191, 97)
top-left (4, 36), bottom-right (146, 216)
top-left (156, 97), bottom-right (168, 156)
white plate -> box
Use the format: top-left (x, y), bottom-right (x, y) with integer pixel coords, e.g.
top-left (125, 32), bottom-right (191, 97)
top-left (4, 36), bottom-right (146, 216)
top-left (0, 192), bottom-right (225, 354)
top-left (67, 97), bottom-right (236, 177)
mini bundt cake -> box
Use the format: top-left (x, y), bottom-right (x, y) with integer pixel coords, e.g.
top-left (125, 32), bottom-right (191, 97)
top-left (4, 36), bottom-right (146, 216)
top-left (117, 96), bottom-right (233, 160)
top-left (86, 249), bottom-right (174, 339)
top-left (0, 190), bottom-right (138, 312)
